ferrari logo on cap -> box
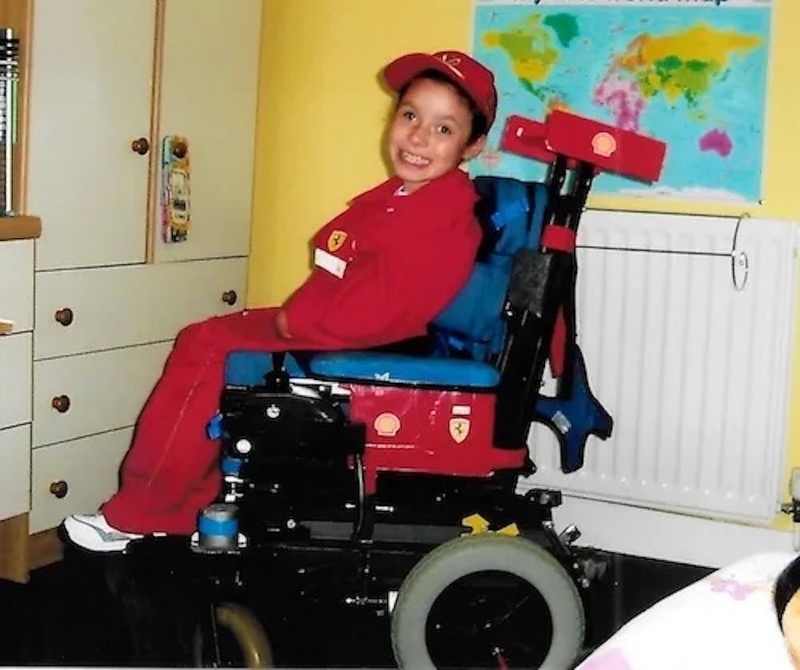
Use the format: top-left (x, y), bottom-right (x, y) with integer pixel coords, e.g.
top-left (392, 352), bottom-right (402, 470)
top-left (327, 230), bottom-right (348, 253)
top-left (449, 417), bottom-right (471, 444)
top-left (440, 53), bottom-right (465, 79)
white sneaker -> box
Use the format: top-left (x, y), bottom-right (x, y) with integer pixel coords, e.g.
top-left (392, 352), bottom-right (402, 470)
top-left (62, 512), bottom-right (144, 553)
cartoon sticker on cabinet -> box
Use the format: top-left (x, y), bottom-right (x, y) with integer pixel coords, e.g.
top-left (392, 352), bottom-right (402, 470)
top-left (161, 135), bottom-right (191, 243)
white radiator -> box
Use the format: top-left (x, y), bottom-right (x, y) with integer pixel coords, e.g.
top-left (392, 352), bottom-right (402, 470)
top-left (521, 210), bottom-right (800, 524)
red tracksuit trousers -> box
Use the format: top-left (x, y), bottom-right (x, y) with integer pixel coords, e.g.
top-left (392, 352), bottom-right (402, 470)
top-left (102, 307), bottom-right (311, 535)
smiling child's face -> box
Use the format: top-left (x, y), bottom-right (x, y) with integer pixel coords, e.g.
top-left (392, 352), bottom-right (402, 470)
top-left (387, 78), bottom-right (485, 194)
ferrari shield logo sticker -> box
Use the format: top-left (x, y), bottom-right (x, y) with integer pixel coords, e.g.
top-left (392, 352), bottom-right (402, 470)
top-left (327, 230), bottom-right (348, 253)
top-left (449, 417), bottom-right (470, 444)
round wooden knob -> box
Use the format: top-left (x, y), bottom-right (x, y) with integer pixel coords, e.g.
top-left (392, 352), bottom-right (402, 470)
top-left (221, 290), bottom-right (238, 306)
top-left (131, 137), bottom-right (150, 155)
top-left (172, 141), bottom-right (188, 159)
top-left (51, 395), bottom-right (71, 413)
top-left (54, 308), bottom-right (74, 326)
top-left (49, 480), bottom-right (68, 499)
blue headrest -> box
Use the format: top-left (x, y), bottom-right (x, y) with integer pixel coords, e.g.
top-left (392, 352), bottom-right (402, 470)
top-left (432, 178), bottom-right (548, 359)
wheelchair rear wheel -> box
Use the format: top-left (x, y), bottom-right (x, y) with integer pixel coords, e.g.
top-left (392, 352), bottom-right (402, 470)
top-left (391, 533), bottom-right (585, 669)
top-left (193, 602), bottom-right (273, 668)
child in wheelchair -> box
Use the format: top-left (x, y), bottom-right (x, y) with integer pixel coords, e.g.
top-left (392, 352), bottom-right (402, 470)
top-left (62, 49), bottom-right (498, 552)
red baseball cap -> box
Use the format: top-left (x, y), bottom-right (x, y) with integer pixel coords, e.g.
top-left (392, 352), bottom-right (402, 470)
top-left (384, 50), bottom-right (498, 130)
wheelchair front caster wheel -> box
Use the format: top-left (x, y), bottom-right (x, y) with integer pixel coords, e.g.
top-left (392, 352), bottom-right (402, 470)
top-left (193, 602), bottom-right (273, 668)
top-left (391, 534), bottom-right (585, 670)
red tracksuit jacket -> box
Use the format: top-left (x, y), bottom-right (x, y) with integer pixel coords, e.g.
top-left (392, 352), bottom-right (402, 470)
top-left (283, 168), bottom-right (481, 347)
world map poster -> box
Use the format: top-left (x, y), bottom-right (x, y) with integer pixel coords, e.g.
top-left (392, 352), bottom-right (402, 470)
top-left (472, 0), bottom-right (773, 203)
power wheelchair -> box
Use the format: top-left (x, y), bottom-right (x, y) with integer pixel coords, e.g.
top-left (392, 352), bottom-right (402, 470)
top-left (119, 111), bottom-right (666, 669)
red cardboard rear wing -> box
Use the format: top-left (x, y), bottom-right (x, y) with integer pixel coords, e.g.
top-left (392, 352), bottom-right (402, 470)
top-left (547, 111), bottom-right (666, 182)
top-left (501, 111), bottom-right (667, 183)
top-left (500, 115), bottom-right (554, 165)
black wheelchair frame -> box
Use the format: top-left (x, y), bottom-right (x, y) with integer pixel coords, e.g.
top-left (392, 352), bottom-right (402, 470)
top-left (103, 112), bottom-right (666, 668)
top-left (142, 152), bottom-right (609, 669)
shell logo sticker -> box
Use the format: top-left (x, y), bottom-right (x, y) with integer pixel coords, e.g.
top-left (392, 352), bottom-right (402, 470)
top-left (327, 230), bottom-right (348, 253)
top-left (449, 417), bottom-right (471, 444)
top-left (374, 412), bottom-right (401, 437)
top-left (591, 131), bottom-right (617, 158)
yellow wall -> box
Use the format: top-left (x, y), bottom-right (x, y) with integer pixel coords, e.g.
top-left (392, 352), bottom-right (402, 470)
top-left (248, 0), bottom-right (800, 522)
top-left (249, 0), bottom-right (474, 306)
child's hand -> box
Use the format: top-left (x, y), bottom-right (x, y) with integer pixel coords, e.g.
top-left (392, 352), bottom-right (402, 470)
top-left (275, 309), bottom-right (292, 339)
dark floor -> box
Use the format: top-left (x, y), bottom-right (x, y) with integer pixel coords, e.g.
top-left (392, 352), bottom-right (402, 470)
top-left (0, 541), bottom-right (713, 668)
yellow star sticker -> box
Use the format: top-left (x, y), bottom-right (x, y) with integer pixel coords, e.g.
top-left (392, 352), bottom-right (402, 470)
top-left (460, 514), bottom-right (521, 537)
top-left (497, 523), bottom-right (521, 537)
top-left (461, 513), bottom-right (490, 535)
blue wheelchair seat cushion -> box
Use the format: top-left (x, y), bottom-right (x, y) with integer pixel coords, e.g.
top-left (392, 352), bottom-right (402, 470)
top-left (309, 351), bottom-right (499, 388)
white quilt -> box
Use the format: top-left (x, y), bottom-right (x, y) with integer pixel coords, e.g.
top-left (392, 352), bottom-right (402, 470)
top-left (576, 552), bottom-right (798, 670)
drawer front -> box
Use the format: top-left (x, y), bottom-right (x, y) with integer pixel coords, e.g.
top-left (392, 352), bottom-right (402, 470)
top-left (0, 240), bottom-right (34, 332)
top-left (0, 424), bottom-right (31, 521)
top-left (33, 341), bottom-right (172, 447)
top-left (35, 256), bottom-right (248, 359)
top-left (30, 428), bottom-right (131, 533)
top-left (0, 332), bottom-right (32, 429)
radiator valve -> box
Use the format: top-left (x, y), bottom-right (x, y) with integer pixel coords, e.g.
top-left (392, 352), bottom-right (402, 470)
top-left (780, 468), bottom-right (800, 550)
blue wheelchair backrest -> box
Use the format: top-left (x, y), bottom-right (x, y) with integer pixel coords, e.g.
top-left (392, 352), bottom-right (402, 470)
top-left (431, 177), bottom-right (549, 362)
